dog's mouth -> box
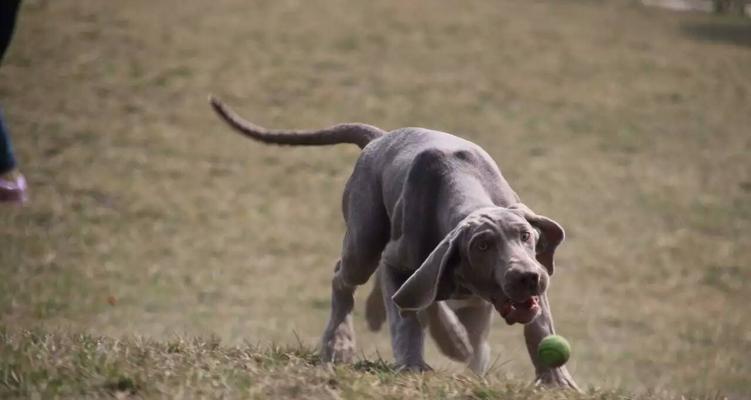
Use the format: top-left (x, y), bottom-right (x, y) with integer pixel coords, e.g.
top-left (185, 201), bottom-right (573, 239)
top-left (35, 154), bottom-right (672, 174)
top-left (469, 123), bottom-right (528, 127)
top-left (492, 296), bottom-right (540, 325)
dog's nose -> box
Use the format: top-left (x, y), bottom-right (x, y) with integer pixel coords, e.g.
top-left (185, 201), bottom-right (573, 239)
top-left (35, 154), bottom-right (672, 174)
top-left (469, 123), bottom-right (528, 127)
top-left (518, 271), bottom-right (540, 292)
top-left (507, 269), bottom-right (541, 295)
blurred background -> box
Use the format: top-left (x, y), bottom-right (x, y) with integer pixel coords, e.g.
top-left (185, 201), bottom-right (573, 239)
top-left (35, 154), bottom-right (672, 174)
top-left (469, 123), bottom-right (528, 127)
top-left (1, 0), bottom-right (749, 397)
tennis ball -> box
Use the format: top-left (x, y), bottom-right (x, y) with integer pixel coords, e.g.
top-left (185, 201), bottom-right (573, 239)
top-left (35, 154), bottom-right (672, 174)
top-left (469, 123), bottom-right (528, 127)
top-left (537, 335), bottom-right (571, 368)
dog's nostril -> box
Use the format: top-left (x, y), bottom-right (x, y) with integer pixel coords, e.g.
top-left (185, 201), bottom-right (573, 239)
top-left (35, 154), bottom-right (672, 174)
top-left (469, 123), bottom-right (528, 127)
top-left (519, 271), bottom-right (540, 291)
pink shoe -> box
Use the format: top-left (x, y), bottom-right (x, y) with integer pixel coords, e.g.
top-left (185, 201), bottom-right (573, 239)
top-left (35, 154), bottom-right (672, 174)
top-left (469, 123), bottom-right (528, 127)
top-left (0, 173), bottom-right (28, 204)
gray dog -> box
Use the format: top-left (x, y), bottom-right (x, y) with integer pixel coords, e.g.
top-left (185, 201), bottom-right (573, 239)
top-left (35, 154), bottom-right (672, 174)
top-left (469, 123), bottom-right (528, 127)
top-left (210, 96), bottom-right (578, 389)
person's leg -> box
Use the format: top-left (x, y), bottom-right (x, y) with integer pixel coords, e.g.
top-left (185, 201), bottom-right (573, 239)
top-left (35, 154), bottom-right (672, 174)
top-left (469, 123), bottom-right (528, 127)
top-left (0, 0), bottom-right (22, 61)
top-left (0, 110), bottom-right (26, 203)
top-left (0, 1), bottom-right (27, 203)
top-left (0, 110), bottom-right (16, 174)
top-left (0, 0), bottom-right (22, 173)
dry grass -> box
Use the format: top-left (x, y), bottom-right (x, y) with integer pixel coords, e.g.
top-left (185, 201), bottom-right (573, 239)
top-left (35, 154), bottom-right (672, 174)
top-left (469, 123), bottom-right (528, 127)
top-left (1, 0), bottom-right (750, 398)
top-left (0, 329), bottom-right (701, 399)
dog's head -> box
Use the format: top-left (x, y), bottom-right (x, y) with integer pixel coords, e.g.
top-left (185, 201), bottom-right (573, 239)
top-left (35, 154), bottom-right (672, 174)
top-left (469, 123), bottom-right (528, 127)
top-left (392, 204), bottom-right (564, 325)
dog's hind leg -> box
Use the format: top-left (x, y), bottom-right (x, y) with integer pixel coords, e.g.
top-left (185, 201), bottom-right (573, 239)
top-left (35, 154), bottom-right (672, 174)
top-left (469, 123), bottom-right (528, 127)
top-left (320, 159), bottom-right (390, 363)
top-left (319, 258), bottom-right (358, 363)
top-left (320, 233), bottom-right (388, 363)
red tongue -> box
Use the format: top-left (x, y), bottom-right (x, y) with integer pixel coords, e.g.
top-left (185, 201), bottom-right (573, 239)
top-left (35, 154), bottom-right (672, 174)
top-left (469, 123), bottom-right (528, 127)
top-left (495, 296), bottom-right (540, 325)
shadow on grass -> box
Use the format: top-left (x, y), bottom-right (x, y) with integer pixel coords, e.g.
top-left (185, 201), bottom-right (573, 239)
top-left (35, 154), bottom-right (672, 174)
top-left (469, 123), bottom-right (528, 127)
top-left (682, 19), bottom-right (751, 47)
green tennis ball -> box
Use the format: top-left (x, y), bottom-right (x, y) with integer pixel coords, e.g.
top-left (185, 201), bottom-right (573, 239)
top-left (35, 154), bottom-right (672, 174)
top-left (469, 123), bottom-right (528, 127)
top-left (537, 335), bottom-right (571, 368)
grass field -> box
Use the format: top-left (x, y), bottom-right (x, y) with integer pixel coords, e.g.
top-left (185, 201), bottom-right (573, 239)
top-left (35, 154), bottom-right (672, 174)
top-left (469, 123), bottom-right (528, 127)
top-left (1, 0), bottom-right (750, 398)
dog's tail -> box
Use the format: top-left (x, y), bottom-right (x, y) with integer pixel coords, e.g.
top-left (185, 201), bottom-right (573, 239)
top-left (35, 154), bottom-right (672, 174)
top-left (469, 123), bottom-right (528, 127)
top-left (365, 272), bottom-right (473, 363)
top-left (209, 95), bottom-right (386, 149)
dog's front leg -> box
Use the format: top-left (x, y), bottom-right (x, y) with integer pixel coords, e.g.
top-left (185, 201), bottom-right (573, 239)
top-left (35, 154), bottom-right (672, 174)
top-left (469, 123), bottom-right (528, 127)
top-left (524, 294), bottom-right (580, 391)
top-left (379, 267), bottom-right (431, 372)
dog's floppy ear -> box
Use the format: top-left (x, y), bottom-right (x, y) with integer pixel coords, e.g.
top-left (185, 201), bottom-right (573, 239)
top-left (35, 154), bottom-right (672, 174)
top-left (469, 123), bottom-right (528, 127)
top-left (392, 222), bottom-right (468, 313)
top-left (509, 203), bottom-right (565, 275)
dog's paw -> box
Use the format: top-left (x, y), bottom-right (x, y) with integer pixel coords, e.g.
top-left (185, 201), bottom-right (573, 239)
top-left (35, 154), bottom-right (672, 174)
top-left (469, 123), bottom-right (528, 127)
top-left (534, 367), bottom-right (581, 392)
top-left (320, 322), bottom-right (356, 363)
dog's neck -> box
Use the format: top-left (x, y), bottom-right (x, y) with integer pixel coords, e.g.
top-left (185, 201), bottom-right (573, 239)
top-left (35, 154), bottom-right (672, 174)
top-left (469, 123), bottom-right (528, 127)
top-left (437, 172), bottom-right (516, 234)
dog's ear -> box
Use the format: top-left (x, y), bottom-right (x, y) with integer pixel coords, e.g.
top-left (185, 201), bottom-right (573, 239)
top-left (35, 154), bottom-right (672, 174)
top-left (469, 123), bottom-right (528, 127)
top-left (392, 222), bottom-right (468, 313)
top-left (509, 203), bottom-right (565, 275)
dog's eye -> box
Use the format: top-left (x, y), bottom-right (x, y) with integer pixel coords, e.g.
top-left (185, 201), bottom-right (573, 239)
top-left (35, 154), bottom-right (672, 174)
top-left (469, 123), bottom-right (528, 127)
top-left (521, 231), bottom-right (531, 242)
top-left (476, 240), bottom-right (489, 251)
